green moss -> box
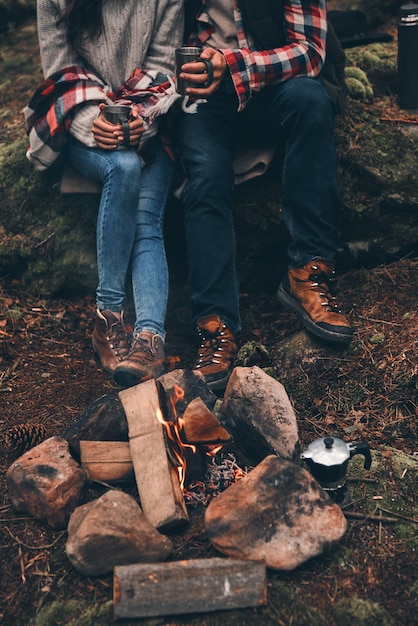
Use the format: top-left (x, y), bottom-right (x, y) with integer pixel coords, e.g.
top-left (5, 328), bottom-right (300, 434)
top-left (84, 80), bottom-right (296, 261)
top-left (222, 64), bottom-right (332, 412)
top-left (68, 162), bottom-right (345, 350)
top-left (5, 306), bottom-right (23, 321)
top-left (347, 450), bottom-right (418, 548)
top-left (344, 67), bottom-right (374, 101)
top-left (267, 581), bottom-right (326, 626)
top-left (31, 599), bottom-right (114, 626)
top-left (332, 597), bottom-right (395, 626)
top-left (346, 44), bottom-right (397, 72)
top-left (0, 138), bottom-right (100, 295)
top-left (369, 332), bottom-right (385, 344)
top-left (345, 76), bottom-right (374, 101)
top-left (236, 341), bottom-right (271, 367)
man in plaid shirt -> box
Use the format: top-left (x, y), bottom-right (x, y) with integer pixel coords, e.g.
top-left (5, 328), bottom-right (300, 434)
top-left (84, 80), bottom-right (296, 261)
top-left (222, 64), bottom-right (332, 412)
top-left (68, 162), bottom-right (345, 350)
top-left (174, 0), bottom-right (353, 392)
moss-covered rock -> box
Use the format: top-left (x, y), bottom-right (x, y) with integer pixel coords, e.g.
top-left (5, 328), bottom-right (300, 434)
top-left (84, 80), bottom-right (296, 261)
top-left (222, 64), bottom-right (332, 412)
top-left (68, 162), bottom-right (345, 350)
top-left (0, 138), bottom-right (99, 295)
top-left (345, 67), bottom-right (374, 101)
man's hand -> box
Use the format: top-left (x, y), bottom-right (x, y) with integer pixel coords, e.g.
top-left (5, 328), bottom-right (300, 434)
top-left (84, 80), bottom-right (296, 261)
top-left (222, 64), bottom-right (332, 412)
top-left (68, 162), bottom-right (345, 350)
top-left (92, 103), bottom-right (145, 150)
top-left (179, 47), bottom-right (227, 97)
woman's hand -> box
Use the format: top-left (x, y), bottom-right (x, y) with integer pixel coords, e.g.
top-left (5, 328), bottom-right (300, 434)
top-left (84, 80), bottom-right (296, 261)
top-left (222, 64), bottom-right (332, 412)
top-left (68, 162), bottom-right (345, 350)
top-left (92, 103), bottom-right (145, 149)
top-left (179, 47), bottom-right (227, 97)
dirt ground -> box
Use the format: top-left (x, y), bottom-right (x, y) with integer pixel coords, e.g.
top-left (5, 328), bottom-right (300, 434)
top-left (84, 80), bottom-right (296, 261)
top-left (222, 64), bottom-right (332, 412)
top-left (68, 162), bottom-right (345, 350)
top-left (1, 9), bottom-right (417, 626)
top-left (1, 256), bottom-right (417, 625)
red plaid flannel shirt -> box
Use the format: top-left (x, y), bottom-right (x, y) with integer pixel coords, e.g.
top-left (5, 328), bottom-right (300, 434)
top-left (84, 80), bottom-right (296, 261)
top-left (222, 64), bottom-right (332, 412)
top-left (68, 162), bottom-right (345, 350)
top-left (186, 0), bottom-right (327, 110)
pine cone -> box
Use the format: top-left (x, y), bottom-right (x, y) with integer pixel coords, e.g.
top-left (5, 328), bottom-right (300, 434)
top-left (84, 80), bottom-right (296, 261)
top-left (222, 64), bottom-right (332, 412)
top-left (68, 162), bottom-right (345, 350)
top-left (4, 423), bottom-right (48, 453)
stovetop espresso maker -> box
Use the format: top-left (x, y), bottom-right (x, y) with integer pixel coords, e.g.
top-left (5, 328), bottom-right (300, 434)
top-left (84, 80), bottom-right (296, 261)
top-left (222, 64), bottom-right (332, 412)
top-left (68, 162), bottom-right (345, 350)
top-left (301, 436), bottom-right (372, 504)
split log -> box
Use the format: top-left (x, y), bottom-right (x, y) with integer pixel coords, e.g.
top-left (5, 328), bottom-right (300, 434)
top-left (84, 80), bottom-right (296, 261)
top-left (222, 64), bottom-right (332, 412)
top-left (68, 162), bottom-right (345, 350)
top-left (79, 441), bottom-right (134, 484)
top-left (118, 380), bottom-right (188, 531)
top-left (156, 368), bottom-right (217, 422)
top-left (60, 394), bottom-right (128, 458)
top-left (113, 558), bottom-right (267, 619)
top-left (182, 397), bottom-right (232, 445)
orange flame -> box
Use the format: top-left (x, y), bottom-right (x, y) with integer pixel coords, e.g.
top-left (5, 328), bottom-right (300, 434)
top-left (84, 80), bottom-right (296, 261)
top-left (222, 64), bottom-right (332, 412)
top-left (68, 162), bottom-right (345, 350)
top-left (156, 385), bottom-right (197, 491)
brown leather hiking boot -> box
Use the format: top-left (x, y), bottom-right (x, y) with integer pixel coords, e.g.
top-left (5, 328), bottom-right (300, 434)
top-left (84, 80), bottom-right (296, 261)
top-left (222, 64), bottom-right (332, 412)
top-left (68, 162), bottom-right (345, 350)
top-left (113, 330), bottom-right (165, 388)
top-left (193, 314), bottom-right (238, 392)
top-left (92, 310), bottom-right (131, 374)
top-left (277, 258), bottom-right (353, 344)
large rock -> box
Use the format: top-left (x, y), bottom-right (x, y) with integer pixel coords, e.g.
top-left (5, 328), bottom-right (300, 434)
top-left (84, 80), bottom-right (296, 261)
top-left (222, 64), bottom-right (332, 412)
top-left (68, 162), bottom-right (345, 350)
top-left (218, 366), bottom-right (300, 463)
top-left (66, 490), bottom-right (173, 576)
top-left (205, 455), bottom-right (347, 571)
top-left (6, 436), bottom-right (87, 529)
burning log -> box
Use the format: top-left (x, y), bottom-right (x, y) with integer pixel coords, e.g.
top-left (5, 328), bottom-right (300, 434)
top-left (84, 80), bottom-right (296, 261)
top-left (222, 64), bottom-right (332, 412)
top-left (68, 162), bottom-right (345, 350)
top-left (181, 397), bottom-right (232, 445)
top-left (60, 394), bottom-right (128, 458)
top-left (113, 558), bottom-right (267, 618)
top-left (79, 441), bottom-right (134, 484)
top-left (79, 383), bottom-right (232, 490)
top-left (156, 368), bottom-right (217, 422)
top-left (118, 380), bottom-right (189, 531)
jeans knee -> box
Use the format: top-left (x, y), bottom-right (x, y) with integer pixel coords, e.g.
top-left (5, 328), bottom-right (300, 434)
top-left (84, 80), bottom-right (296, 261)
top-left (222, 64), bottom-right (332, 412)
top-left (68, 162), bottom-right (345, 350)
top-left (107, 151), bottom-right (141, 179)
top-left (184, 150), bottom-right (233, 197)
top-left (282, 78), bottom-right (333, 125)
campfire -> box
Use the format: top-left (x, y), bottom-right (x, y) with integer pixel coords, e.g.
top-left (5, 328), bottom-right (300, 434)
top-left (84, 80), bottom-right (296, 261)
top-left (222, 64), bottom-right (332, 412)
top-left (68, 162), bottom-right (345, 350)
top-left (114, 371), bottom-right (236, 530)
top-left (157, 382), bottom-right (230, 493)
top-left (6, 366), bottom-right (349, 620)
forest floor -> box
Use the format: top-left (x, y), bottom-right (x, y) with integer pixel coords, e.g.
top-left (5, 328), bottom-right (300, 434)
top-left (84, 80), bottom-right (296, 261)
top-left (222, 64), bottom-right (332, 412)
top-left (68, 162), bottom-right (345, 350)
top-left (1, 8), bottom-right (417, 626)
top-left (1, 254), bottom-right (417, 626)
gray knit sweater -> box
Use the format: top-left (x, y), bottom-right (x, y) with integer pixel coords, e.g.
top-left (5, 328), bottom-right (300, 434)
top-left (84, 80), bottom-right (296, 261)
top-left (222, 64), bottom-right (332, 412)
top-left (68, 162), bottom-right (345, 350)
top-left (37, 0), bottom-right (184, 146)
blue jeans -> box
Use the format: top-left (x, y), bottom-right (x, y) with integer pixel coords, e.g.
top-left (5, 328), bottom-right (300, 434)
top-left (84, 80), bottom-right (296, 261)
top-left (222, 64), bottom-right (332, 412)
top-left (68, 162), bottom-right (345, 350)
top-left (174, 76), bottom-right (341, 334)
top-left (66, 136), bottom-right (173, 338)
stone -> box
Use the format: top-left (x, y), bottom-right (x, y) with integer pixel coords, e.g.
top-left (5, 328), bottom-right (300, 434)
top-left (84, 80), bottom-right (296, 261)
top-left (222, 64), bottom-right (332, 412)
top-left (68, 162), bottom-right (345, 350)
top-left (218, 366), bottom-right (300, 463)
top-left (204, 455), bottom-right (347, 571)
top-left (6, 436), bottom-right (87, 529)
top-left (66, 490), bottom-right (173, 576)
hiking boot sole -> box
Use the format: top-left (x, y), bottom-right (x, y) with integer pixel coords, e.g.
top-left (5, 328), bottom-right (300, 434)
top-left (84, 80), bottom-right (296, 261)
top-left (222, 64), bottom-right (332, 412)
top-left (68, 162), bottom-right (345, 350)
top-left (193, 368), bottom-right (232, 393)
top-left (114, 362), bottom-right (165, 388)
top-left (113, 367), bottom-right (147, 388)
top-left (277, 285), bottom-right (353, 345)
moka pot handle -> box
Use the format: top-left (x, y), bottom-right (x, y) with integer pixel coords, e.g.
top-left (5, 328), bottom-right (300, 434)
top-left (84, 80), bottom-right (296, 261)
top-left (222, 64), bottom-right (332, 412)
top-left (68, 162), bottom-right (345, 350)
top-left (348, 441), bottom-right (372, 470)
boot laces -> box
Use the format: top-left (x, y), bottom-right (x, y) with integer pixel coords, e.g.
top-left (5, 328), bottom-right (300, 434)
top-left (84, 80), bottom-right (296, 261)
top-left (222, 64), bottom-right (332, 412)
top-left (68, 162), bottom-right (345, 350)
top-left (128, 336), bottom-right (157, 366)
top-left (308, 265), bottom-right (342, 314)
top-left (195, 325), bottom-right (231, 369)
top-left (107, 320), bottom-right (130, 356)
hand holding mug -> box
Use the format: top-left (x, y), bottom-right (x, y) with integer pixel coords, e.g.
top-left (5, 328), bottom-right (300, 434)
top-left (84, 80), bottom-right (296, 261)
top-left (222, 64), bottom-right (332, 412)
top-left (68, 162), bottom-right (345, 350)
top-left (176, 46), bottom-right (220, 96)
top-left (93, 104), bottom-right (144, 150)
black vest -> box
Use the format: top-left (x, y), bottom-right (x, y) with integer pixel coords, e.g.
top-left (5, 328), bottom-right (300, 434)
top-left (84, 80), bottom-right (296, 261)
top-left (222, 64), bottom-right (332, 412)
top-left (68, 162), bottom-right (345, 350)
top-left (184, 0), bottom-right (347, 112)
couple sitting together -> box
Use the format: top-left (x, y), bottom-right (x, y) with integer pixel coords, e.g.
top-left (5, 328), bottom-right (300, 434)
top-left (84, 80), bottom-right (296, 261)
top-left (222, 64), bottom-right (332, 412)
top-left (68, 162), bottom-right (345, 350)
top-left (25, 0), bottom-right (353, 394)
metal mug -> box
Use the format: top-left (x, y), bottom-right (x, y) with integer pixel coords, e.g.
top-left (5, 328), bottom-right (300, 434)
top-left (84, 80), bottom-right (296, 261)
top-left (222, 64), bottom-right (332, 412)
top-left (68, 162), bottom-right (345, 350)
top-left (175, 46), bottom-right (214, 95)
top-left (102, 104), bottom-right (132, 149)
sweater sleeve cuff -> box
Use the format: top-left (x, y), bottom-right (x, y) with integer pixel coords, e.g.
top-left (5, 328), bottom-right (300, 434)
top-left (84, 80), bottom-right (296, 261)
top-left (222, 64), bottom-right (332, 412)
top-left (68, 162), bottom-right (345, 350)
top-left (68, 103), bottom-right (102, 147)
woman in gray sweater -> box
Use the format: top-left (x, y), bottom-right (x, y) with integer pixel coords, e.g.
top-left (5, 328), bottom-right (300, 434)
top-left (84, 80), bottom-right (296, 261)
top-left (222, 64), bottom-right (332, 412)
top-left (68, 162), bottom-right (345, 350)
top-left (28, 0), bottom-right (184, 387)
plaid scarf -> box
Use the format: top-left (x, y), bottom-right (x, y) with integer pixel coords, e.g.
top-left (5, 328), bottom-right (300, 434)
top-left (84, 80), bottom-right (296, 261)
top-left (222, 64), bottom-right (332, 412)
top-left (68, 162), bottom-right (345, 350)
top-left (24, 65), bottom-right (181, 171)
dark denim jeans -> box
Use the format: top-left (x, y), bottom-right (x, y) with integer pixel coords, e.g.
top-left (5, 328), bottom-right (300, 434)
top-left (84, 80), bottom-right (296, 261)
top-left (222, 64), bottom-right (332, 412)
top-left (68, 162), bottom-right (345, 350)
top-left (174, 75), bottom-right (341, 334)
